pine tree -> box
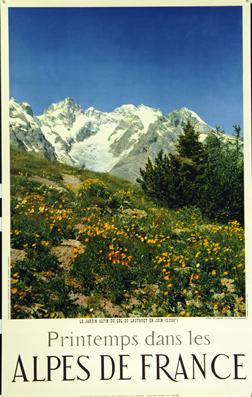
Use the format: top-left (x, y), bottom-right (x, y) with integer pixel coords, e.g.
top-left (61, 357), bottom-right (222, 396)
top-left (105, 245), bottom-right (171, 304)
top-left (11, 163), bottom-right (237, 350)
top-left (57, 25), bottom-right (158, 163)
top-left (176, 121), bottom-right (205, 162)
top-left (138, 151), bottom-right (177, 207)
top-left (173, 121), bottom-right (206, 206)
top-left (138, 122), bottom-right (205, 208)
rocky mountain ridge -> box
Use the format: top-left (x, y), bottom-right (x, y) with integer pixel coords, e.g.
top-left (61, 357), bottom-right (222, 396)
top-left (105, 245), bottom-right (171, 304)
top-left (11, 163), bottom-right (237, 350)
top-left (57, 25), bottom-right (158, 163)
top-left (10, 97), bottom-right (213, 181)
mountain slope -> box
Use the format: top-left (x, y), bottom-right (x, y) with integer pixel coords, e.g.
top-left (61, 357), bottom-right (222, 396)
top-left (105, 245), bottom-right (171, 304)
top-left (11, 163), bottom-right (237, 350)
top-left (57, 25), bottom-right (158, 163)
top-left (10, 98), bottom-right (213, 181)
top-left (10, 147), bottom-right (245, 318)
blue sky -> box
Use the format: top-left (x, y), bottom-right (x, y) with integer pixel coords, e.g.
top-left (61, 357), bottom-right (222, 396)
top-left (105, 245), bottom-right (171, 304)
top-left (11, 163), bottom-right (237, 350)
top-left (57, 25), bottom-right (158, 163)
top-left (9, 6), bottom-right (242, 133)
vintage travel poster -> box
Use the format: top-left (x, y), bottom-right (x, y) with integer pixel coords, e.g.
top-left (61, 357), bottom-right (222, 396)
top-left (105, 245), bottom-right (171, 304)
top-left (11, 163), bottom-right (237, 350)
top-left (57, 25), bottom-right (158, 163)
top-left (1, 0), bottom-right (251, 396)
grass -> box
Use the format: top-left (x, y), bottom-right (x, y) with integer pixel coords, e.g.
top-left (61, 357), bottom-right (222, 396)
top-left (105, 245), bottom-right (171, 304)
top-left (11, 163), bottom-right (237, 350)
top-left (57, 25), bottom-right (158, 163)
top-left (10, 146), bottom-right (245, 318)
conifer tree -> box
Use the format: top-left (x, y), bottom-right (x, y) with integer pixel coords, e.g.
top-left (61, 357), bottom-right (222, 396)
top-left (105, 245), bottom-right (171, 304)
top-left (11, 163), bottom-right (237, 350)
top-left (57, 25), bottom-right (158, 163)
top-left (138, 122), bottom-right (205, 208)
top-left (138, 122), bottom-right (244, 223)
top-left (176, 121), bottom-right (205, 162)
top-left (173, 121), bottom-right (205, 206)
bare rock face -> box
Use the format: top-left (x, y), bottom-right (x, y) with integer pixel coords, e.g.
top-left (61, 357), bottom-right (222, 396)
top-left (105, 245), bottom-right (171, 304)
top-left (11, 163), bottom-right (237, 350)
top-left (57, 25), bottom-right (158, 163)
top-left (11, 248), bottom-right (27, 264)
top-left (61, 173), bottom-right (81, 192)
top-left (51, 239), bottom-right (85, 271)
top-left (121, 208), bottom-right (147, 219)
top-left (30, 176), bottom-right (67, 192)
top-left (75, 294), bottom-right (127, 317)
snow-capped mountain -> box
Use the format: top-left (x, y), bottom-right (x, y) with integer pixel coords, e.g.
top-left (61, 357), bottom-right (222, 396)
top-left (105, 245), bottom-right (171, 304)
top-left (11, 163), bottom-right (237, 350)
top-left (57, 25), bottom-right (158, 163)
top-left (10, 99), bottom-right (56, 161)
top-left (10, 97), bottom-right (213, 181)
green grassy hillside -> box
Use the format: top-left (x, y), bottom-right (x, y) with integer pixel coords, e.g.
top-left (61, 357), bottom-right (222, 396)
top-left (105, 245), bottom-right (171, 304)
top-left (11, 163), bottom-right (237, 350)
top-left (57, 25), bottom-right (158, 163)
top-left (10, 146), bottom-right (245, 318)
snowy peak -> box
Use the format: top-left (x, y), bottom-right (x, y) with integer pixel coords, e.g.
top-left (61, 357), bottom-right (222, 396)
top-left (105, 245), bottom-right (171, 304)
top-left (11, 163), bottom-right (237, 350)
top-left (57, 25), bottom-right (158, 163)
top-left (10, 98), bottom-right (40, 132)
top-left (112, 103), bottom-right (162, 134)
top-left (40, 97), bottom-right (84, 130)
top-left (43, 97), bottom-right (83, 115)
top-left (10, 98), bottom-right (33, 118)
top-left (20, 102), bottom-right (34, 117)
top-left (9, 98), bottom-right (56, 160)
top-left (113, 104), bottom-right (138, 113)
top-left (167, 107), bottom-right (207, 127)
top-left (113, 103), bottom-right (162, 119)
top-left (85, 106), bottom-right (99, 116)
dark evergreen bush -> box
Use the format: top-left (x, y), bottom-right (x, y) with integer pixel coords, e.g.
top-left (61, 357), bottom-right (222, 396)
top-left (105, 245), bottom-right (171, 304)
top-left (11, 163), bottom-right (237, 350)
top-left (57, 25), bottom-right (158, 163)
top-left (138, 122), bottom-right (244, 223)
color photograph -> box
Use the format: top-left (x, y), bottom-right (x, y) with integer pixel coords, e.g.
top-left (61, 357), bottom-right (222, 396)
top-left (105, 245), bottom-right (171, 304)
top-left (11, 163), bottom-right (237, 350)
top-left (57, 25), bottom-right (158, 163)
top-left (9, 6), bottom-right (245, 319)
